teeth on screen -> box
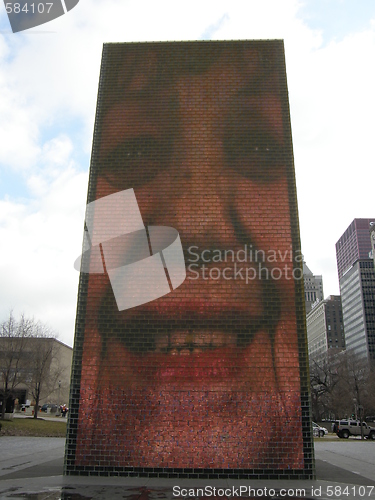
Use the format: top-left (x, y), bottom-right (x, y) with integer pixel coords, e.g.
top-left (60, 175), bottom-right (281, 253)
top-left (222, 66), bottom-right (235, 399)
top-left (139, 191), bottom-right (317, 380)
top-left (179, 349), bottom-right (191, 356)
top-left (154, 331), bottom-right (236, 353)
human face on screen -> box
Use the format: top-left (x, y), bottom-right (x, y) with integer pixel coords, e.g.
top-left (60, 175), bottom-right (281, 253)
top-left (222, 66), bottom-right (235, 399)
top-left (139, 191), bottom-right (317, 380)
top-left (82, 45), bottom-right (303, 468)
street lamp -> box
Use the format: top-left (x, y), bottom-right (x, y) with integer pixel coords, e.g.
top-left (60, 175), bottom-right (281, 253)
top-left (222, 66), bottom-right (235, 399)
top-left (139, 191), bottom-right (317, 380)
top-left (57, 380), bottom-right (61, 416)
top-left (358, 405), bottom-right (364, 440)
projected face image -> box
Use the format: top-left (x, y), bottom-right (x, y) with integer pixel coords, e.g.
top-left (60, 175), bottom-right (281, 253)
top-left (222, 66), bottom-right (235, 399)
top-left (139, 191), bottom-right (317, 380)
top-left (76, 43), bottom-right (304, 470)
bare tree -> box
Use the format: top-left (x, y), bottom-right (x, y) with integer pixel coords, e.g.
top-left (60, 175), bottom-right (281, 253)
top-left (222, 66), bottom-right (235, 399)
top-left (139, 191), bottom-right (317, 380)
top-left (309, 349), bottom-right (373, 421)
top-left (309, 352), bottom-right (340, 421)
top-left (340, 350), bottom-right (370, 420)
top-left (330, 369), bottom-right (354, 419)
top-left (310, 349), bottom-right (373, 425)
top-left (1, 313), bottom-right (65, 419)
top-left (25, 323), bottom-right (64, 419)
top-left (366, 361), bottom-right (375, 416)
top-left (0, 312), bottom-right (33, 419)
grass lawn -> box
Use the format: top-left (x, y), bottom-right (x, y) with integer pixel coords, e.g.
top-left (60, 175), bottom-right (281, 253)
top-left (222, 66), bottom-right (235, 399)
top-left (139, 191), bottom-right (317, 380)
top-left (0, 417), bottom-right (67, 437)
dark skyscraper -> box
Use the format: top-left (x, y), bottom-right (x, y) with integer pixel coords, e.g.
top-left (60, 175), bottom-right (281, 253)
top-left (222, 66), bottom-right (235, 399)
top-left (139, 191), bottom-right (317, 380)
top-left (336, 218), bottom-right (375, 280)
top-left (336, 218), bottom-right (375, 362)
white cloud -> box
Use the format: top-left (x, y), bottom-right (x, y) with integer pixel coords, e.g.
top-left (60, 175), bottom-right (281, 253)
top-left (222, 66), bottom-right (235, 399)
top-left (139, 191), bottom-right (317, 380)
top-left (0, 93), bottom-right (41, 171)
top-left (0, 165), bottom-right (87, 346)
top-left (287, 25), bottom-right (375, 294)
top-left (1, 0), bottom-right (375, 343)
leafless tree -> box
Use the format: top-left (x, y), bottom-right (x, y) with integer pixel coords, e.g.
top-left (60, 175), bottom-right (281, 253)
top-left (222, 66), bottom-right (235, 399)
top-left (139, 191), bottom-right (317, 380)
top-left (0, 312), bottom-right (33, 419)
top-left (1, 313), bottom-right (65, 419)
top-left (26, 325), bottom-right (64, 419)
top-left (339, 350), bottom-right (371, 417)
top-left (310, 349), bottom-right (374, 425)
top-left (366, 361), bottom-right (375, 416)
top-left (309, 352), bottom-right (340, 421)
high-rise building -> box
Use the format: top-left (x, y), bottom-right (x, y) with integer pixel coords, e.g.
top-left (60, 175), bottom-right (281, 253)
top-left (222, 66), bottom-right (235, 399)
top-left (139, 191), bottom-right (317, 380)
top-left (336, 218), bottom-right (375, 280)
top-left (303, 261), bottom-right (324, 314)
top-left (336, 219), bottom-right (375, 362)
top-left (306, 295), bottom-right (345, 361)
top-left (370, 222), bottom-right (375, 270)
top-left (339, 260), bottom-right (375, 360)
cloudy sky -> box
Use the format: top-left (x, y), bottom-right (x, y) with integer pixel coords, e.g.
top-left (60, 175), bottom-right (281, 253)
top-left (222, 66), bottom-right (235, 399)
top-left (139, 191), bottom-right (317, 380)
top-left (1, 0), bottom-right (374, 347)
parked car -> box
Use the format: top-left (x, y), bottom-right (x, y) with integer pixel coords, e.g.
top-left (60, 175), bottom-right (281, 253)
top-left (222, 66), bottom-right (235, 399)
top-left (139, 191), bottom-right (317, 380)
top-left (312, 422), bottom-right (328, 437)
top-left (41, 403), bottom-right (58, 413)
top-left (334, 419), bottom-right (375, 439)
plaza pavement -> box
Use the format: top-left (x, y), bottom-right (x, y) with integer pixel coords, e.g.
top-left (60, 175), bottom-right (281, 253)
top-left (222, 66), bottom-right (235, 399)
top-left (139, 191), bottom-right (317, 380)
top-left (0, 435), bottom-right (374, 499)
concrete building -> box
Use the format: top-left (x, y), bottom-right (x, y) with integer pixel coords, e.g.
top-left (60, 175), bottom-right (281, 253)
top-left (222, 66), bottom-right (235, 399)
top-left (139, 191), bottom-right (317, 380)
top-left (303, 261), bottom-right (324, 314)
top-left (306, 295), bottom-right (345, 361)
top-left (0, 337), bottom-right (72, 413)
top-left (336, 219), bottom-right (375, 363)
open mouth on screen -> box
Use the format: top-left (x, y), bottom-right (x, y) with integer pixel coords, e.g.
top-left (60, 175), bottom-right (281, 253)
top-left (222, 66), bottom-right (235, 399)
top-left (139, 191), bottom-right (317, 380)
top-left (98, 278), bottom-right (280, 356)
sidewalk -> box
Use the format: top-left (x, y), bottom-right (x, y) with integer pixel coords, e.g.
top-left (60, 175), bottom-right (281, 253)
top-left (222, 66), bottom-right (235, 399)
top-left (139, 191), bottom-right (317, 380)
top-left (12, 412), bottom-right (68, 422)
top-left (0, 437), bottom-right (374, 499)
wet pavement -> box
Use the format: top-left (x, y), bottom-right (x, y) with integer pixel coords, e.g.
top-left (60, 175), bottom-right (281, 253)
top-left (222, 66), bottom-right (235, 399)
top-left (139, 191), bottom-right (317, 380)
top-left (0, 438), bottom-right (374, 499)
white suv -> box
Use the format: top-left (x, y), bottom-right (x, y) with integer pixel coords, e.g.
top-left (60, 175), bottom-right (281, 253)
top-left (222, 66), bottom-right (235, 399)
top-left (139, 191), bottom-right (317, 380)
top-left (335, 420), bottom-right (375, 439)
